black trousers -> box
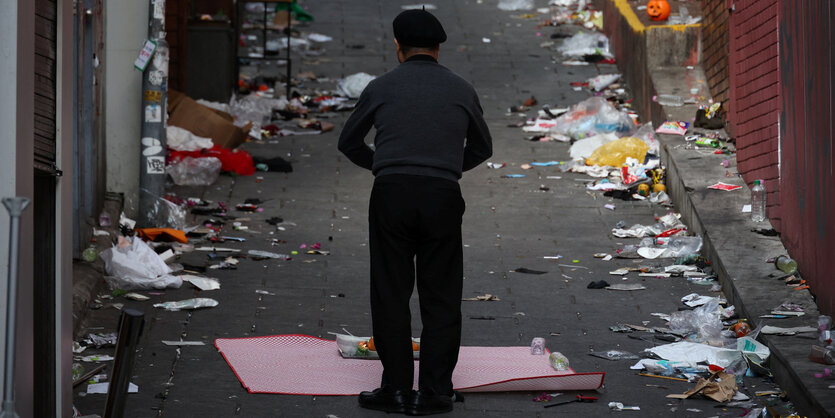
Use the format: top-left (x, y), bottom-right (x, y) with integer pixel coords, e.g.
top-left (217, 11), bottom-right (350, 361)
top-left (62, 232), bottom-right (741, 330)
top-left (369, 174), bottom-right (465, 395)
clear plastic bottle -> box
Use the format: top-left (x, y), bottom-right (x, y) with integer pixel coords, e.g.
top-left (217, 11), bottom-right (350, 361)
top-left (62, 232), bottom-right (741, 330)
top-left (549, 351), bottom-right (570, 371)
top-left (655, 94), bottom-right (684, 107)
top-left (751, 179), bottom-right (766, 222)
top-left (775, 255), bottom-right (798, 274)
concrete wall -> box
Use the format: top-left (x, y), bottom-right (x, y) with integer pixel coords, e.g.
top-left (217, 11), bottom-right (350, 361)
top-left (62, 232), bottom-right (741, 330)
top-left (104, 0), bottom-right (148, 217)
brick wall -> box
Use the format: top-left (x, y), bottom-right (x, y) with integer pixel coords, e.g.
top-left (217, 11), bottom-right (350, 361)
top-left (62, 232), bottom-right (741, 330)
top-left (701, 0), bottom-right (730, 108)
top-left (728, 0), bottom-right (781, 229)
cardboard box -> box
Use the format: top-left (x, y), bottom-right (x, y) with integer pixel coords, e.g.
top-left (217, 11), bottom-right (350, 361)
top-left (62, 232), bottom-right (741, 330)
top-left (167, 90), bottom-right (250, 149)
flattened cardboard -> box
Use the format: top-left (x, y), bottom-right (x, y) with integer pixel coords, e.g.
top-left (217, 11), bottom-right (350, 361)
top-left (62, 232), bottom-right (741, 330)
top-left (167, 90), bottom-right (250, 149)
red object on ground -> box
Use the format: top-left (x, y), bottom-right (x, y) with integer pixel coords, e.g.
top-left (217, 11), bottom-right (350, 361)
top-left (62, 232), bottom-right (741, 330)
top-left (170, 145), bottom-right (256, 176)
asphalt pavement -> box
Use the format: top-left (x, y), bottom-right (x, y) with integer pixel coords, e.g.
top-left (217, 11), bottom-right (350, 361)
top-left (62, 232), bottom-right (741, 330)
top-left (72, 1), bottom-right (802, 417)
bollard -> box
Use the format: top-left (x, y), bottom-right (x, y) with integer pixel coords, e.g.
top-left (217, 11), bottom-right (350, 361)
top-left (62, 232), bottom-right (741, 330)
top-left (0, 197), bottom-right (30, 418)
top-left (102, 309), bottom-right (145, 418)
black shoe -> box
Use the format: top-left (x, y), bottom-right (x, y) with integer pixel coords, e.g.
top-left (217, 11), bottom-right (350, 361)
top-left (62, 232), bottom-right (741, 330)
top-left (358, 387), bottom-right (409, 413)
top-left (405, 391), bottom-right (454, 416)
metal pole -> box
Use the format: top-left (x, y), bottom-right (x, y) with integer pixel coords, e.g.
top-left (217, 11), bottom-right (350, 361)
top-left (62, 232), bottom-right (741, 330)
top-left (102, 309), bottom-right (145, 418)
top-left (138, 0), bottom-right (168, 228)
top-left (286, 5), bottom-right (291, 99)
top-left (0, 197), bottom-right (30, 418)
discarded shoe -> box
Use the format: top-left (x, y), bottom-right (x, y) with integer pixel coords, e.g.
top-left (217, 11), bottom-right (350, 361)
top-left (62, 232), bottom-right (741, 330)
top-left (358, 386), bottom-right (409, 413)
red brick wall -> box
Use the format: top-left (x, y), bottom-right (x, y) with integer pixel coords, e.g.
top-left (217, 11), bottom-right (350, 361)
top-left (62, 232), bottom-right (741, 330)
top-left (701, 0), bottom-right (730, 107)
top-left (728, 0), bottom-right (781, 228)
top-left (778, 0), bottom-right (835, 317)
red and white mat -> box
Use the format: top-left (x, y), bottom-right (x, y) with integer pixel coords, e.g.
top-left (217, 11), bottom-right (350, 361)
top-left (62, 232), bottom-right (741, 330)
top-left (215, 334), bottom-right (605, 395)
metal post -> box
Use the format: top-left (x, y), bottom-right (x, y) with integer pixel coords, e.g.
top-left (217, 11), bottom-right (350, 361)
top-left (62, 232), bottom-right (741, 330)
top-left (0, 197), bottom-right (31, 418)
top-left (102, 309), bottom-right (145, 418)
top-left (138, 0), bottom-right (168, 228)
top-left (286, 4), bottom-right (292, 99)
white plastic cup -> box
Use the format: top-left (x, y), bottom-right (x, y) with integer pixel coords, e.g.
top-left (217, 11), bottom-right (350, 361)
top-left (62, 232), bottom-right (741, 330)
top-left (530, 337), bottom-right (545, 355)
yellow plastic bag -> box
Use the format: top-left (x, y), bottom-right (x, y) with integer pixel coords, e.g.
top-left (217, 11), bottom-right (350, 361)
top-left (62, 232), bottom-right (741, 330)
top-left (585, 137), bottom-right (650, 167)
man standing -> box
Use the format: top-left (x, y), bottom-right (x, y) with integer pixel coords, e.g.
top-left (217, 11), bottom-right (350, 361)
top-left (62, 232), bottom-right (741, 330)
top-left (337, 8), bottom-right (492, 416)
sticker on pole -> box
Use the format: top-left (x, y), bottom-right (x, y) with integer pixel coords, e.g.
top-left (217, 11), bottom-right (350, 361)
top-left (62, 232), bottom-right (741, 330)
top-left (135, 40), bottom-right (157, 71)
top-left (141, 137), bottom-right (164, 156)
top-left (146, 156), bottom-right (165, 174)
top-left (145, 105), bottom-right (162, 123)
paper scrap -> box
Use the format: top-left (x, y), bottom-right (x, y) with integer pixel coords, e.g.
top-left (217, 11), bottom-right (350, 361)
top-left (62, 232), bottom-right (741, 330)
top-left (462, 294), bottom-right (499, 301)
top-left (162, 340), bottom-right (206, 346)
top-left (606, 284), bottom-right (646, 291)
top-left (667, 371), bottom-right (737, 402)
top-left (707, 182), bottom-right (742, 191)
top-left (86, 382), bottom-right (139, 394)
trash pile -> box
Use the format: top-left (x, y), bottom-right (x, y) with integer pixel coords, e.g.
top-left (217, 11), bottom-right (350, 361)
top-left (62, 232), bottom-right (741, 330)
top-left (499, 3), bottom-right (669, 205)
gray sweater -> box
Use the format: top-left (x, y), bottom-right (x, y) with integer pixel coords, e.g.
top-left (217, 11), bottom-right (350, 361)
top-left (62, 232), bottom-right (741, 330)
top-left (337, 55), bottom-right (492, 182)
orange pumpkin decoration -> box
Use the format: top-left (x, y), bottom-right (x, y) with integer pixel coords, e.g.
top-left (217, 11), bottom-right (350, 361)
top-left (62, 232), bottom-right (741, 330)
top-left (646, 0), bottom-right (671, 21)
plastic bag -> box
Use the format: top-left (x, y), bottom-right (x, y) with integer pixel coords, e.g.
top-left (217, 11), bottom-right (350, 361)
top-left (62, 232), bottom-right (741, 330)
top-left (166, 126), bottom-right (214, 152)
top-left (586, 137), bottom-right (650, 167)
top-left (632, 122), bottom-right (660, 155)
top-left (337, 72), bottom-right (376, 98)
top-left (137, 189), bottom-right (187, 230)
top-left (551, 97), bottom-right (634, 139)
top-left (637, 236), bottom-right (702, 259)
top-left (669, 298), bottom-right (722, 343)
top-left (100, 236), bottom-right (182, 290)
top-left (557, 31), bottom-right (612, 58)
top-left (166, 157), bottom-right (222, 186)
top-left (498, 0), bottom-right (534, 11)
top-left (569, 132), bottom-right (618, 160)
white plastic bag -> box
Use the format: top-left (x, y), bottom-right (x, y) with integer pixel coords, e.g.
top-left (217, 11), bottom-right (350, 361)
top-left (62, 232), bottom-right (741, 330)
top-left (166, 157), bottom-right (222, 186)
top-left (558, 31), bottom-right (612, 58)
top-left (100, 237), bottom-right (182, 290)
top-left (551, 97), bottom-right (634, 139)
top-left (166, 126), bottom-right (214, 152)
top-left (337, 72), bottom-right (376, 98)
top-left (498, 0), bottom-right (535, 11)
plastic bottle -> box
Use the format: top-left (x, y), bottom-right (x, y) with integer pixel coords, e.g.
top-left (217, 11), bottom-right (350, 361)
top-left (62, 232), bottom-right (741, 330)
top-left (809, 345), bottom-right (835, 365)
top-left (98, 211), bottom-right (111, 227)
top-left (549, 351), bottom-right (570, 371)
top-left (751, 179), bottom-right (766, 222)
top-left (775, 255), bottom-right (797, 274)
top-left (655, 94), bottom-right (684, 107)
top-left (81, 242), bottom-right (98, 262)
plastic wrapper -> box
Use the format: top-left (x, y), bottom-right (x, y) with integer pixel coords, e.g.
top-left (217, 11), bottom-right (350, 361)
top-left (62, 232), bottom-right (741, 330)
top-left (166, 157), bottom-right (222, 186)
top-left (138, 188), bottom-right (187, 230)
top-left (637, 236), bottom-right (702, 259)
top-left (181, 274), bottom-right (221, 291)
top-left (229, 94), bottom-right (288, 134)
top-left (586, 137), bottom-right (650, 167)
top-left (569, 132), bottom-right (618, 160)
top-left (589, 349), bottom-right (639, 361)
top-left (166, 126), bottom-right (214, 151)
top-left (498, 0), bottom-right (535, 11)
top-left (669, 298), bottom-right (723, 343)
top-left (153, 298), bottom-right (219, 311)
top-left (334, 333), bottom-right (420, 359)
top-left (557, 32), bottom-right (612, 58)
top-left (337, 72), bottom-right (376, 98)
top-left (632, 122), bottom-right (660, 155)
top-left (588, 73), bottom-right (621, 91)
top-left (100, 236), bottom-right (182, 290)
top-left (551, 97), bottom-right (634, 139)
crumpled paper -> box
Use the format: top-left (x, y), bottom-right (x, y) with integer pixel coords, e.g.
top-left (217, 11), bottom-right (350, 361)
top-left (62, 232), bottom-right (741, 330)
top-left (667, 371), bottom-right (737, 402)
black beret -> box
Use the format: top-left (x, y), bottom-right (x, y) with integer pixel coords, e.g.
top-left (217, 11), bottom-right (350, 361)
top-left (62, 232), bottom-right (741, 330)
top-left (393, 9), bottom-right (447, 48)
